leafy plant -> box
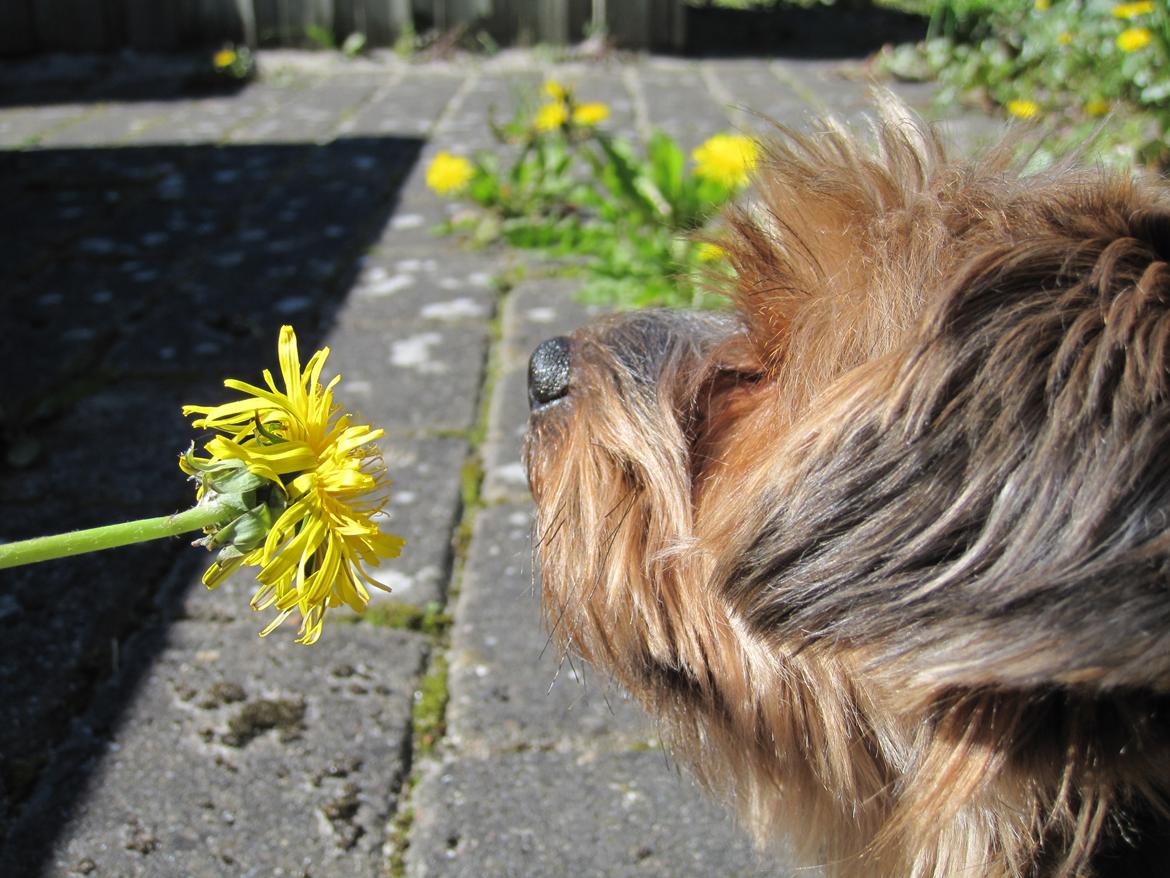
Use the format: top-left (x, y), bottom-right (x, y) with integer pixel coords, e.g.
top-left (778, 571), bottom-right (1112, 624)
top-left (428, 82), bottom-right (749, 309)
top-left (882, 0), bottom-right (1170, 168)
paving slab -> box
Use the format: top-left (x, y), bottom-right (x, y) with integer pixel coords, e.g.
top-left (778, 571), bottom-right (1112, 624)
top-left (322, 321), bottom-right (491, 437)
top-left (8, 621), bottom-right (428, 878)
top-left (406, 751), bottom-right (790, 878)
top-left (448, 503), bottom-right (655, 755)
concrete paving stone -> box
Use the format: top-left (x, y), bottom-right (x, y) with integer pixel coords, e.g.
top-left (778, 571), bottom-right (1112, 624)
top-left (481, 364), bottom-right (531, 504)
top-left (342, 71), bottom-right (464, 138)
top-left (321, 321), bottom-right (491, 436)
top-left (181, 434), bottom-right (467, 622)
top-left (226, 79), bottom-right (373, 144)
top-left (337, 245), bottom-right (502, 329)
top-left (36, 100), bottom-right (187, 147)
top-left (438, 72), bottom-right (543, 154)
top-left (633, 61), bottom-right (734, 152)
top-left (11, 621), bottom-right (428, 878)
top-left (0, 102), bottom-right (92, 147)
top-left (701, 58), bottom-right (823, 134)
top-left (0, 543), bottom-right (193, 834)
top-left (406, 751), bottom-right (790, 878)
top-left (770, 59), bottom-right (874, 125)
top-left (448, 503), bottom-right (655, 755)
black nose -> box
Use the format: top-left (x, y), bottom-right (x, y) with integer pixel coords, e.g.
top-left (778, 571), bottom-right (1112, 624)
top-left (528, 336), bottom-right (571, 410)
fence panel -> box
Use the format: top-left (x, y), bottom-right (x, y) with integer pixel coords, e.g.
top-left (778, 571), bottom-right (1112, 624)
top-left (0, 0), bottom-right (689, 55)
top-left (0, 0), bottom-right (37, 55)
top-left (335, 0), bottom-right (412, 46)
top-left (255, 0), bottom-right (334, 45)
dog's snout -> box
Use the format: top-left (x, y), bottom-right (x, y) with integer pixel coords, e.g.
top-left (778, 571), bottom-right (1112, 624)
top-left (528, 336), bottom-right (571, 410)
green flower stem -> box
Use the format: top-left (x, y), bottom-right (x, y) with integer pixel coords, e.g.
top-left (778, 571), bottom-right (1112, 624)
top-left (0, 503), bottom-right (232, 571)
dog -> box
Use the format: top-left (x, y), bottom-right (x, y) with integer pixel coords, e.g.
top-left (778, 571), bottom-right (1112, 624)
top-left (522, 101), bottom-right (1170, 877)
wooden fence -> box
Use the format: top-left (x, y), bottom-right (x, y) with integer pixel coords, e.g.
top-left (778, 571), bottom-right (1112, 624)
top-left (0, 0), bottom-right (688, 56)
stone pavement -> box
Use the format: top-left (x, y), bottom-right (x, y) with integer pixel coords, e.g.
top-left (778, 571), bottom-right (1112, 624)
top-left (0, 48), bottom-right (1005, 877)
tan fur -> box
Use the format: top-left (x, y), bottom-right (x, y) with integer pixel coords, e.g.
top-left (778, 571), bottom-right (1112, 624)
top-left (524, 102), bottom-right (1170, 877)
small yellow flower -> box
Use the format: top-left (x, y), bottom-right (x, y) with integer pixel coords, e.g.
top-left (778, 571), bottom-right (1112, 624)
top-left (182, 326), bottom-right (404, 645)
top-left (213, 48), bottom-right (238, 70)
top-left (1117, 26), bottom-right (1153, 52)
top-left (1007, 99), bottom-right (1041, 120)
top-left (1085, 99), bottom-right (1111, 117)
top-left (695, 242), bottom-right (726, 263)
top-left (1057, 31), bottom-right (1073, 45)
top-left (1034, 0), bottom-right (1050, 11)
top-left (1114, 2), bottom-right (1155, 19)
top-left (692, 134), bottom-right (760, 189)
top-left (534, 101), bottom-right (569, 132)
top-left (572, 102), bottom-right (610, 127)
top-left (425, 151), bottom-right (474, 195)
top-left (543, 80), bottom-right (569, 101)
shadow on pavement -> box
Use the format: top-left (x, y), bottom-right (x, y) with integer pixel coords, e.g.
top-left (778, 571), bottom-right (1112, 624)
top-left (0, 133), bottom-right (423, 872)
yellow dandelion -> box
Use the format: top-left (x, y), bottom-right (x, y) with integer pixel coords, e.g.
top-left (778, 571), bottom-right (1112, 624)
top-left (1114, 2), bottom-right (1155, 19)
top-left (182, 326), bottom-right (404, 645)
top-left (1007, 99), bottom-right (1041, 119)
top-left (425, 151), bottom-right (474, 196)
top-left (1085, 99), bottom-right (1111, 117)
top-left (695, 242), bottom-right (726, 263)
top-left (692, 133), bottom-right (760, 189)
top-left (1034, 0), bottom-right (1050, 11)
top-left (543, 80), bottom-right (569, 101)
top-left (534, 101), bottom-right (569, 132)
top-left (572, 102), bottom-right (610, 127)
top-left (1057, 31), bottom-right (1073, 45)
top-left (213, 48), bottom-right (238, 70)
top-left (1117, 27), bottom-right (1153, 51)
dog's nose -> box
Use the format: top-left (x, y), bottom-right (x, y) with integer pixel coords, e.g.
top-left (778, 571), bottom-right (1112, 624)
top-left (528, 336), bottom-right (571, 410)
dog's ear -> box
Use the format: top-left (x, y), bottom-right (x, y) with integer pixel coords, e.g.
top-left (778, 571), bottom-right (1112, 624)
top-left (719, 172), bottom-right (1170, 700)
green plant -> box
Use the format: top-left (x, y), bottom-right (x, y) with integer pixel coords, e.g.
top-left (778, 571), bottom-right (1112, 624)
top-left (883, 0), bottom-right (1170, 168)
top-left (428, 81), bottom-right (749, 309)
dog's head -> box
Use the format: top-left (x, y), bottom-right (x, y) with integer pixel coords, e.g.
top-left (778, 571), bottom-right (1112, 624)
top-left (523, 104), bottom-right (1170, 876)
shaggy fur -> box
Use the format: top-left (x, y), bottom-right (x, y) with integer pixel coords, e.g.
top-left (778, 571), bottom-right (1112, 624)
top-left (523, 101), bottom-right (1170, 877)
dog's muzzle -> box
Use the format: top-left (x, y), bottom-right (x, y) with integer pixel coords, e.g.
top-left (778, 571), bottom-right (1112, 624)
top-left (528, 335), bottom-right (571, 411)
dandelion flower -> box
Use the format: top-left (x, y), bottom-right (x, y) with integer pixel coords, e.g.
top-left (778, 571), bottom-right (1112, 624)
top-left (572, 102), bottom-right (610, 127)
top-left (1007, 99), bottom-right (1041, 120)
top-left (213, 48), bottom-right (238, 70)
top-left (182, 326), bottom-right (404, 644)
top-left (1034, 0), bottom-right (1050, 11)
top-left (695, 242), bottom-right (726, 263)
top-left (534, 101), bottom-right (569, 132)
top-left (426, 151), bottom-right (474, 195)
top-left (1117, 27), bottom-right (1153, 52)
top-left (692, 134), bottom-right (759, 189)
top-left (1085, 99), bottom-right (1111, 117)
top-left (1114, 2), bottom-right (1154, 19)
top-left (543, 80), bottom-right (569, 101)
top-left (1057, 31), bottom-right (1073, 45)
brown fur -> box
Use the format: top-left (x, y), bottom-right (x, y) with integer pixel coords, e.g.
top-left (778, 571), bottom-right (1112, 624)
top-left (523, 101), bottom-right (1170, 877)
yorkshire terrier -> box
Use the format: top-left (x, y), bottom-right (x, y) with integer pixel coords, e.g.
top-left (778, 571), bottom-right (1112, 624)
top-left (523, 100), bottom-right (1170, 877)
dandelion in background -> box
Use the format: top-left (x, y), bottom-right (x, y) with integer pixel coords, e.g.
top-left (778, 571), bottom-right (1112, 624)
top-left (1113, 2), bottom-right (1155, 19)
top-left (572, 103), bottom-right (610, 127)
top-left (425, 151), bottom-right (474, 195)
top-left (692, 134), bottom-right (759, 189)
top-left (534, 101), bottom-right (570, 132)
top-left (1007, 99), bottom-right (1041, 119)
top-left (1117, 27), bottom-right (1153, 52)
